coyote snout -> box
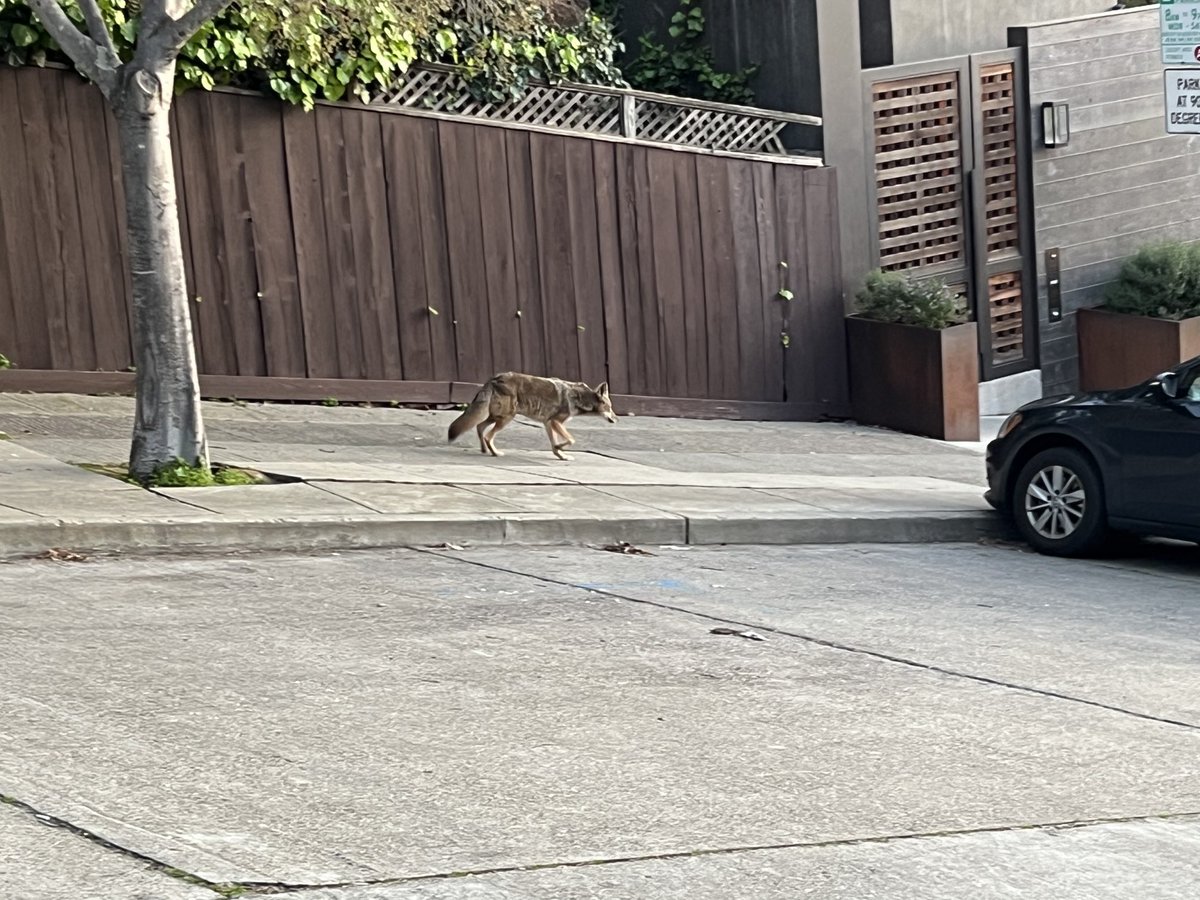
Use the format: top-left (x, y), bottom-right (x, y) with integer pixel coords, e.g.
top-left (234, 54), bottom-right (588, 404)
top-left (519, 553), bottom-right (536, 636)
top-left (447, 372), bottom-right (617, 460)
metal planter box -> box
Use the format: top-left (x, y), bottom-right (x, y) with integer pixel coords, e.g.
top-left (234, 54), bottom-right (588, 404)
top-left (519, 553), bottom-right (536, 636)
top-left (1077, 307), bottom-right (1200, 392)
top-left (846, 316), bottom-right (980, 441)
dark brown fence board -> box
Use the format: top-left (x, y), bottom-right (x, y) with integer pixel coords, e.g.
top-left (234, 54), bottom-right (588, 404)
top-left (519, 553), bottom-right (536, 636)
top-left (530, 133), bottom-right (581, 379)
top-left (613, 145), bottom-right (648, 395)
top-left (646, 150), bottom-right (688, 399)
top-left (563, 138), bottom-right (607, 385)
top-left (102, 80), bottom-right (134, 349)
top-left (237, 97), bottom-right (307, 378)
top-left (168, 104), bottom-right (203, 376)
top-left (504, 129), bottom-right (548, 378)
top-left (381, 115), bottom-right (436, 382)
top-left (281, 107), bottom-right (338, 378)
top-left (0, 68), bottom-right (847, 421)
top-left (630, 146), bottom-right (664, 395)
top-left (65, 76), bottom-right (123, 370)
top-left (775, 165), bottom-right (815, 406)
top-left (753, 163), bottom-right (784, 403)
top-left (695, 156), bottom-right (739, 400)
top-left (674, 155), bottom-right (709, 398)
top-left (343, 109), bottom-right (403, 381)
top-left (474, 127), bottom-right (524, 374)
top-left (408, 116), bottom-right (458, 382)
top-left (31, 68), bottom-right (91, 369)
top-left (1, 70), bottom-right (52, 369)
top-left (175, 94), bottom-right (236, 375)
top-left (591, 142), bottom-right (629, 394)
top-left (316, 109), bottom-right (367, 379)
top-left (209, 95), bottom-right (268, 376)
top-left (728, 160), bottom-right (767, 400)
top-left (439, 120), bottom-right (493, 382)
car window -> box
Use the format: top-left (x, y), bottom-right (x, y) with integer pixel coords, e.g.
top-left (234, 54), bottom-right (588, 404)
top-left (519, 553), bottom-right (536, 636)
top-left (1187, 371), bottom-right (1200, 402)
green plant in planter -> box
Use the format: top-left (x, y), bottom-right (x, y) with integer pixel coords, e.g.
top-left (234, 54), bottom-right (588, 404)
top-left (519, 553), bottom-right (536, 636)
top-left (1104, 242), bottom-right (1200, 321)
top-left (855, 269), bottom-right (968, 330)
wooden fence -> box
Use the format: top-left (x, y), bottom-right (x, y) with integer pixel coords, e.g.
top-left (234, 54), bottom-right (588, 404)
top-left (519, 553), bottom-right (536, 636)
top-left (0, 65), bottom-right (847, 419)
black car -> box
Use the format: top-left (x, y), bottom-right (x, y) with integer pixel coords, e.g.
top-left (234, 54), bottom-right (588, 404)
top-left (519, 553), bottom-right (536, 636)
top-left (986, 355), bottom-right (1200, 556)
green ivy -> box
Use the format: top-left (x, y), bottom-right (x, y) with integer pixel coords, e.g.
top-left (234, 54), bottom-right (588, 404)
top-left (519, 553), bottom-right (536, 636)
top-left (623, 0), bottom-right (756, 104)
top-left (0, 0), bottom-right (624, 109)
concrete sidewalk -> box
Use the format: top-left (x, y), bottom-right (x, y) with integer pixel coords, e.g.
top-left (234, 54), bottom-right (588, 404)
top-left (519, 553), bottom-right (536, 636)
top-left (0, 392), bottom-right (1003, 557)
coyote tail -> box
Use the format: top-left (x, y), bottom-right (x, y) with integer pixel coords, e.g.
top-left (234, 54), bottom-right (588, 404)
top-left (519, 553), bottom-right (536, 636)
top-left (447, 382), bottom-right (494, 442)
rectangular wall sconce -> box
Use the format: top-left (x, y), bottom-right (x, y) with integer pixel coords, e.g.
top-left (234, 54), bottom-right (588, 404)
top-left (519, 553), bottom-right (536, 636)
top-left (1042, 101), bottom-right (1070, 148)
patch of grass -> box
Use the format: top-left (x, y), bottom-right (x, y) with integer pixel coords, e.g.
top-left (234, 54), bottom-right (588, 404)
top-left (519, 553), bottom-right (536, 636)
top-left (148, 460), bottom-right (259, 488)
top-left (0, 353), bottom-right (11, 369)
top-left (79, 461), bottom-right (265, 488)
top-left (321, 397), bottom-right (340, 407)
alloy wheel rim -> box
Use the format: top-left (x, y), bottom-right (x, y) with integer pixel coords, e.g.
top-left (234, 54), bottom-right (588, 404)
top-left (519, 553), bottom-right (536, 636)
top-left (1024, 464), bottom-right (1086, 540)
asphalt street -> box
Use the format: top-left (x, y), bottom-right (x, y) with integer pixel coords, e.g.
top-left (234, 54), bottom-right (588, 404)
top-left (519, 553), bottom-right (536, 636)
top-left (3, 539), bottom-right (1200, 899)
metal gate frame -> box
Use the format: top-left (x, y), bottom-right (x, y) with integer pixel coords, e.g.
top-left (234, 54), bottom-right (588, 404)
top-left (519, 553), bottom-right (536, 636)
top-left (861, 49), bottom-right (1038, 382)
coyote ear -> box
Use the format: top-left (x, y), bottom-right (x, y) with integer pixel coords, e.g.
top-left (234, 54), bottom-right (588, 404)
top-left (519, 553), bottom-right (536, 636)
top-left (597, 382), bottom-right (609, 396)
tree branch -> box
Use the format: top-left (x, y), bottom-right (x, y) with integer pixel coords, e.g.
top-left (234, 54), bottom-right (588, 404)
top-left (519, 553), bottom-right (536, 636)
top-left (142, 0), bottom-right (236, 60)
top-left (24, 0), bottom-right (118, 96)
top-left (77, 0), bottom-right (118, 59)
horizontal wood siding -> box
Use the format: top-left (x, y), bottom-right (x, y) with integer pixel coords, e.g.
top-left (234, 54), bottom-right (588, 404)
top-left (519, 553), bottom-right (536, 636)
top-left (1014, 9), bottom-right (1200, 395)
top-left (0, 66), bottom-right (845, 419)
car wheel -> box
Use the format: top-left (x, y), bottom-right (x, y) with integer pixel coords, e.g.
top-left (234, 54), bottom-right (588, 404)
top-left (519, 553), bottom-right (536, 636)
top-left (1012, 447), bottom-right (1107, 557)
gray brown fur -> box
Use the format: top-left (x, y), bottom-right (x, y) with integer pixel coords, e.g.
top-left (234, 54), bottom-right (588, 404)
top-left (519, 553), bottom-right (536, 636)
top-left (447, 372), bottom-right (617, 460)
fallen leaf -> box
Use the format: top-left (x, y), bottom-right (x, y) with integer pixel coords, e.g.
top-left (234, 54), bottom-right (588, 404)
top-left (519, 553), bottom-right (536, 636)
top-left (427, 542), bottom-right (465, 551)
top-left (600, 541), bottom-right (655, 556)
top-left (710, 627), bottom-right (766, 642)
top-left (34, 548), bottom-right (90, 563)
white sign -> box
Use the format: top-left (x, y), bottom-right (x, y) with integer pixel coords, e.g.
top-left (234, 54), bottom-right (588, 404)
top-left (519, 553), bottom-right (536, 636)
top-left (1162, 0), bottom-right (1200, 65)
top-left (1165, 68), bottom-right (1200, 133)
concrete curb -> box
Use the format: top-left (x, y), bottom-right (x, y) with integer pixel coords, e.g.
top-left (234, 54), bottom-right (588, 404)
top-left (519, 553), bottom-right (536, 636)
top-left (0, 509), bottom-right (1008, 559)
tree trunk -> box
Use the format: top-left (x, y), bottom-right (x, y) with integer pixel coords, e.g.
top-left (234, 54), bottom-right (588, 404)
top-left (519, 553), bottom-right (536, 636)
top-left (113, 64), bottom-right (208, 479)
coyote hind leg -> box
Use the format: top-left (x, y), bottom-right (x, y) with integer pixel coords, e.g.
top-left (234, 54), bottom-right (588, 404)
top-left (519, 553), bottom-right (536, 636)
top-left (484, 417), bottom-right (511, 457)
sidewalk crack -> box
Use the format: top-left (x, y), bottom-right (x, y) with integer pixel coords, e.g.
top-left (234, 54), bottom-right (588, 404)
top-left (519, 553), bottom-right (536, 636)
top-left (422, 551), bottom-right (1200, 733)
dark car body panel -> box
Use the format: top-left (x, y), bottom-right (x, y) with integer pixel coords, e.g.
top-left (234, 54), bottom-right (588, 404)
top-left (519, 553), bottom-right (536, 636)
top-left (986, 358), bottom-right (1200, 544)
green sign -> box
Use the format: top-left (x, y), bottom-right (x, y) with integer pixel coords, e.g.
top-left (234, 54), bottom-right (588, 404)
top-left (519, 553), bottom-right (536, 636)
top-left (1162, 0), bottom-right (1200, 65)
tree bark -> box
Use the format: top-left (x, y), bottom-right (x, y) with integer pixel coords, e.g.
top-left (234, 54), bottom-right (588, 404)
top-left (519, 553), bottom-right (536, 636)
top-left (113, 63), bottom-right (208, 478)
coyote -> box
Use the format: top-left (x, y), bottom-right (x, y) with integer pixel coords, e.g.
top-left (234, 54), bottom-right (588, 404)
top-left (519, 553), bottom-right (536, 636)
top-left (447, 372), bottom-right (617, 460)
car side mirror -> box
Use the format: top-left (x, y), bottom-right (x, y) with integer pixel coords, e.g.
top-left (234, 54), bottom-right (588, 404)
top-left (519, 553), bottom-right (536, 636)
top-left (1157, 372), bottom-right (1180, 400)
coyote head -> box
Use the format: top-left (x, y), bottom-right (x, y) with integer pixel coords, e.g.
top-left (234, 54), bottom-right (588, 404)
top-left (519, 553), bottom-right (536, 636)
top-left (591, 382), bottom-right (617, 423)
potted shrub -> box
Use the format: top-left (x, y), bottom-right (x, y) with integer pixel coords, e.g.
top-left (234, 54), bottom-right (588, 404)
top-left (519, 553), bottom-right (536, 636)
top-left (845, 270), bottom-right (979, 441)
top-left (1078, 242), bottom-right (1200, 391)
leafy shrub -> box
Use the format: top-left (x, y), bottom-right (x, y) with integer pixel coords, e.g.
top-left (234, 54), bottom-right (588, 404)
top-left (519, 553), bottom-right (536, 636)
top-left (0, 0), bottom-right (625, 109)
top-left (624, 0), bottom-right (756, 104)
top-left (1105, 242), bottom-right (1200, 321)
top-left (854, 269), bottom-right (968, 330)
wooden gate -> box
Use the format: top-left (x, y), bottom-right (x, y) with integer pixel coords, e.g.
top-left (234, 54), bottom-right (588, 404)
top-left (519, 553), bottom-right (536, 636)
top-left (862, 49), bottom-right (1036, 381)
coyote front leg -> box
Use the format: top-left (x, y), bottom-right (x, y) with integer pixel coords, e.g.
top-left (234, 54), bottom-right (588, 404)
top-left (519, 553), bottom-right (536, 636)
top-left (553, 420), bottom-right (575, 449)
top-left (547, 422), bottom-right (573, 460)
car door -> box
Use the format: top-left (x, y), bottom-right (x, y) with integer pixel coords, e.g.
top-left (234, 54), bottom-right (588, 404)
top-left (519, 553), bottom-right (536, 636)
top-left (1110, 366), bottom-right (1200, 528)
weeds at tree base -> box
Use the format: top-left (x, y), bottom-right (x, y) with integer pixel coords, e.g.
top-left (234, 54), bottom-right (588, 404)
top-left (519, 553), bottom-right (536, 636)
top-left (79, 461), bottom-right (269, 488)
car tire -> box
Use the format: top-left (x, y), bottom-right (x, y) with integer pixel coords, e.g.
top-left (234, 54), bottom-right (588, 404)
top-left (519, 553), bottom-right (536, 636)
top-left (1011, 447), bottom-right (1108, 557)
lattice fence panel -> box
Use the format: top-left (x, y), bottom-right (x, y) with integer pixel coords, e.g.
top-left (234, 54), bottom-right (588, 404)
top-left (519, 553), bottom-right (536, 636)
top-left (374, 66), bottom-right (796, 155)
top-left (988, 271), bottom-right (1024, 363)
top-left (871, 71), bottom-right (965, 272)
top-left (379, 68), bottom-right (623, 135)
top-left (633, 99), bottom-right (788, 153)
top-left (979, 63), bottom-right (1019, 259)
